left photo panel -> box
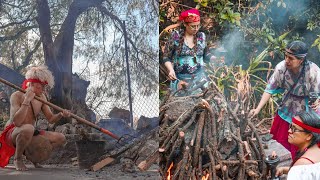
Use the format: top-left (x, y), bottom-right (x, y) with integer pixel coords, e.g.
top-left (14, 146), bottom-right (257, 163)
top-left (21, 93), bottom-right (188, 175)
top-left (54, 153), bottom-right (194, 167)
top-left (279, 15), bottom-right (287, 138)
top-left (0, 0), bottom-right (159, 179)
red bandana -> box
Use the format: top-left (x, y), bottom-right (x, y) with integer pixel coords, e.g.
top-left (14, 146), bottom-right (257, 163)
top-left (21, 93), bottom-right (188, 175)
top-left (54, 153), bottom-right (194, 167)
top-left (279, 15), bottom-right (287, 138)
top-left (22, 79), bottom-right (48, 90)
top-left (292, 117), bottom-right (320, 133)
top-left (179, 9), bottom-right (200, 23)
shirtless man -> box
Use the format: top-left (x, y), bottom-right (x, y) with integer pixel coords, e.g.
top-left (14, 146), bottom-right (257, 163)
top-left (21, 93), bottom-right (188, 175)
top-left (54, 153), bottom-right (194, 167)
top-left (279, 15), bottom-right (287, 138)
top-left (0, 65), bottom-right (70, 171)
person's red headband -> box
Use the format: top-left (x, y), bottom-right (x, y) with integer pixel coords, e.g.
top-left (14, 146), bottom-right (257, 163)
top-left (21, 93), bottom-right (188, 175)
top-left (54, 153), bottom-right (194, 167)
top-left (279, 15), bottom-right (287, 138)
top-left (179, 9), bottom-right (200, 23)
top-left (292, 117), bottom-right (320, 133)
top-left (22, 79), bottom-right (48, 90)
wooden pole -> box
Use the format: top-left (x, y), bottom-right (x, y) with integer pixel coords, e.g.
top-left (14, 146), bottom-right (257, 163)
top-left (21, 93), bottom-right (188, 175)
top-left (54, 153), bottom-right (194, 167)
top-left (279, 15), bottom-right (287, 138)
top-left (0, 77), bottom-right (119, 140)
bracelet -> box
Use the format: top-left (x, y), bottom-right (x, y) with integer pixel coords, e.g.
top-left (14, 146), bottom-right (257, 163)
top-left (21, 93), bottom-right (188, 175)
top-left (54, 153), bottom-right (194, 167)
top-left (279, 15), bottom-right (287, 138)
top-left (21, 102), bottom-right (30, 106)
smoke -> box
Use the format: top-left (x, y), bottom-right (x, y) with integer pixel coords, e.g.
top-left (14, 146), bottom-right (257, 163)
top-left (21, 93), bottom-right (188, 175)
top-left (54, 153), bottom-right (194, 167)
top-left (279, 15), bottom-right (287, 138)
top-left (209, 28), bottom-right (246, 67)
top-left (209, 0), bottom-right (317, 69)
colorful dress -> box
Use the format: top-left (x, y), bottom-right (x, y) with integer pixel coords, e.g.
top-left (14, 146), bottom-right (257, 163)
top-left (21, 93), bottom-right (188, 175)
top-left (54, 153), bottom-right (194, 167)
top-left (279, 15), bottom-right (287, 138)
top-left (265, 60), bottom-right (320, 123)
top-left (163, 30), bottom-right (212, 96)
top-left (266, 60), bottom-right (320, 158)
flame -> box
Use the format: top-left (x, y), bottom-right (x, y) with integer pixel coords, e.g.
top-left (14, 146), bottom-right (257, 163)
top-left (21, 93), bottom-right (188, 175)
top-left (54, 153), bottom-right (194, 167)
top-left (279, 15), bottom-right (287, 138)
top-left (201, 173), bottom-right (209, 180)
top-left (167, 162), bottom-right (174, 180)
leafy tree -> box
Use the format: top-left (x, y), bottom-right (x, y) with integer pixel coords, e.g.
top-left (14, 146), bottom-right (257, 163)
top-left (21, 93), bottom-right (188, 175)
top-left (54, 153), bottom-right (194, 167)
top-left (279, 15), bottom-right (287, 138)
top-left (0, 0), bottom-right (158, 119)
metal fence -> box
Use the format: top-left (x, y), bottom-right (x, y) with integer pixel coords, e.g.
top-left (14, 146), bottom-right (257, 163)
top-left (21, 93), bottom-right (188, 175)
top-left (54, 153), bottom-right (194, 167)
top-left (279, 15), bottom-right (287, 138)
top-left (73, 59), bottom-right (159, 128)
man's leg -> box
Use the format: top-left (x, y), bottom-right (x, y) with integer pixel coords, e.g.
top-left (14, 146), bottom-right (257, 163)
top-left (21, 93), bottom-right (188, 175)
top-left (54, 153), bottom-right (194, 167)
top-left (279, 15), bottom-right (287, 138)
top-left (27, 131), bottom-right (65, 168)
top-left (11, 124), bottom-right (34, 171)
top-left (43, 131), bottom-right (66, 148)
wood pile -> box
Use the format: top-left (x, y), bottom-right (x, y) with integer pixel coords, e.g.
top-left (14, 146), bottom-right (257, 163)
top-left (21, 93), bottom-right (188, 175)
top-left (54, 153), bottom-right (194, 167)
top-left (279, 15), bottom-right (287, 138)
top-left (159, 84), bottom-right (268, 180)
top-left (90, 127), bottom-right (159, 172)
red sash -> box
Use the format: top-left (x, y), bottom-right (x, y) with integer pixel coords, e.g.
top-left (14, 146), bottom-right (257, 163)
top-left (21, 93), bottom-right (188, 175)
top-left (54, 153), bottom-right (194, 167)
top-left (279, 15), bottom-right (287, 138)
top-left (0, 124), bottom-right (16, 168)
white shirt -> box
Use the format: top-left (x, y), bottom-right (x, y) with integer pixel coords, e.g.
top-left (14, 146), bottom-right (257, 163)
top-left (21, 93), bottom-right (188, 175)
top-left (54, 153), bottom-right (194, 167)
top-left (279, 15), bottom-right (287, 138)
top-left (287, 162), bottom-right (320, 180)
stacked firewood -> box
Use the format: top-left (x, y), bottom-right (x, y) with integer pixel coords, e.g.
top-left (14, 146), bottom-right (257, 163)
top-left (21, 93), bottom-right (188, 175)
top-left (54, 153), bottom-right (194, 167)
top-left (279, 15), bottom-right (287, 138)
top-left (159, 84), bottom-right (268, 180)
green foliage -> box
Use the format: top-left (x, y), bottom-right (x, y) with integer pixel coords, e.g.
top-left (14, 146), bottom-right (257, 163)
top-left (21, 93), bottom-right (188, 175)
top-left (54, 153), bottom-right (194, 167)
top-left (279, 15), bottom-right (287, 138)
top-left (197, 0), bottom-right (241, 26)
top-left (160, 0), bottom-right (320, 119)
top-left (311, 35), bottom-right (320, 51)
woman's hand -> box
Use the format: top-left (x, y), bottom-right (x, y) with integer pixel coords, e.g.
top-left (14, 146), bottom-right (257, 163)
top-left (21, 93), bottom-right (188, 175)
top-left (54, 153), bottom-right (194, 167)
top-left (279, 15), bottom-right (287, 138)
top-left (164, 61), bottom-right (176, 81)
top-left (168, 70), bottom-right (177, 80)
top-left (248, 108), bottom-right (260, 118)
top-left (177, 80), bottom-right (188, 90)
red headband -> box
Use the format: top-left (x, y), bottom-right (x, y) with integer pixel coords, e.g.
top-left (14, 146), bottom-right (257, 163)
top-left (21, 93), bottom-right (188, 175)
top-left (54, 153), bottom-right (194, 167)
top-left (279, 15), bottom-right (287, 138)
top-left (292, 117), bottom-right (320, 133)
top-left (22, 79), bottom-right (48, 90)
top-left (179, 9), bottom-right (200, 23)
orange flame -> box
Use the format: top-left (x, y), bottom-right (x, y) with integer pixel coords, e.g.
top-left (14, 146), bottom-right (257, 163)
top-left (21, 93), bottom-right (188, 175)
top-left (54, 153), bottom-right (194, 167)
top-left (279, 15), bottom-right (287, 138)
top-left (201, 173), bottom-right (209, 180)
top-left (167, 162), bottom-right (174, 180)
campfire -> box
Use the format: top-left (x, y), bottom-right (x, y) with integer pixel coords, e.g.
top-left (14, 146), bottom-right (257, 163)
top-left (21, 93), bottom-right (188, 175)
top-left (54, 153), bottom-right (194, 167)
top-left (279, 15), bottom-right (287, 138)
top-left (159, 83), bottom-right (267, 179)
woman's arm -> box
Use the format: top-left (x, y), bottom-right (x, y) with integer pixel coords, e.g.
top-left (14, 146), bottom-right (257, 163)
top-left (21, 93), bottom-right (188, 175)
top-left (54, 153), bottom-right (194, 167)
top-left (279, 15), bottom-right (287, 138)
top-left (249, 92), bottom-right (272, 117)
top-left (164, 61), bottom-right (176, 80)
top-left (162, 30), bottom-right (179, 80)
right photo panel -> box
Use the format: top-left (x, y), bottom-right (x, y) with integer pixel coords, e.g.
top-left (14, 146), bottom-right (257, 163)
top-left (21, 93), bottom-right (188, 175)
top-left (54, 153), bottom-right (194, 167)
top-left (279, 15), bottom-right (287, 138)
top-left (159, 0), bottom-right (320, 179)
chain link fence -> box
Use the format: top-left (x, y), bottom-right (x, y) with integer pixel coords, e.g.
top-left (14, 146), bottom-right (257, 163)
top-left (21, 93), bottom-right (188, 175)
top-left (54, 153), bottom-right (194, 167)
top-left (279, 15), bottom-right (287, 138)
top-left (73, 59), bottom-right (159, 127)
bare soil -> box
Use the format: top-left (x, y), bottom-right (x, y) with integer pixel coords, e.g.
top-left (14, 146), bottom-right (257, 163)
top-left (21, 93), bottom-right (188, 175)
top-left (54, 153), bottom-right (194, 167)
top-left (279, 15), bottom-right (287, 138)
top-left (0, 163), bottom-right (160, 180)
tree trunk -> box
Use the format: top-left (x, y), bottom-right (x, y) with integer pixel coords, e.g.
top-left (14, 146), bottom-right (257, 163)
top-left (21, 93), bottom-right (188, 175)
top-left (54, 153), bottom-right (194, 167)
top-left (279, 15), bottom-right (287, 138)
top-left (36, 0), bottom-right (104, 125)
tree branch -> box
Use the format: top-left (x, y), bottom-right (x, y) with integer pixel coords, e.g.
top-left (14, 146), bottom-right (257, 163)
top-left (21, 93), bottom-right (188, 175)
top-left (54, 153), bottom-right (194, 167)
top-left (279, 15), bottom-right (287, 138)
top-left (96, 5), bottom-right (146, 67)
top-left (0, 17), bottom-right (36, 29)
top-left (0, 5), bottom-right (36, 29)
top-left (0, 25), bottom-right (37, 41)
top-left (17, 40), bottom-right (42, 72)
top-left (36, 0), bottom-right (55, 66)
top-left (53, 0), bottom-right (105, 68)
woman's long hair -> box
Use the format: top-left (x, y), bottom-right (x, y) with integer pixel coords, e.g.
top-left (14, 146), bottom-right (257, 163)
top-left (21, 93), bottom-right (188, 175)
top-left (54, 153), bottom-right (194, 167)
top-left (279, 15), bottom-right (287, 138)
top-left (177, 24), bottom-right (199, 58)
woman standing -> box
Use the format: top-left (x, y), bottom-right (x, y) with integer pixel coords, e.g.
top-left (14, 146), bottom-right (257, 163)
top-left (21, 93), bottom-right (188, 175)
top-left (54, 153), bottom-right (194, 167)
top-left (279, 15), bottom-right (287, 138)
top-left (162, 8), bottom-right (214, 96)
top-left (249, 41), bottom-right (320, 158)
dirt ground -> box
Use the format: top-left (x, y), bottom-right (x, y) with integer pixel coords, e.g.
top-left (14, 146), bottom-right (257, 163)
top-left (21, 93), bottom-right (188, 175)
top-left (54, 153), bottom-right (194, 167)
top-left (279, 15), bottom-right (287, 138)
top-left (0, 163), bottom-right (161, 180)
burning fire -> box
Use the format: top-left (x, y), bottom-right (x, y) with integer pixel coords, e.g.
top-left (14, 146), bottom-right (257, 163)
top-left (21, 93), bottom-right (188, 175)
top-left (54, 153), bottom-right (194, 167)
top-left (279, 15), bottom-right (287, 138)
top-left (202, 173), bottom-right (209, 180)
top-left (166, 163), bottom-right (209, 180)
top-left (167, 162), bottom-right (173, 180)
top-left (202, 169), bottom-right (210, 180)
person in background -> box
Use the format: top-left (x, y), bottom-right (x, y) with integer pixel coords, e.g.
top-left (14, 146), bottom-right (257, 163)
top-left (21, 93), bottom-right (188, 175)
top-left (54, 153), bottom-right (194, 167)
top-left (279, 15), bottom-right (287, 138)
top-left (249, 40), bottom-right (320, 158)
top-left (162, 8), bottom-right (215, 96)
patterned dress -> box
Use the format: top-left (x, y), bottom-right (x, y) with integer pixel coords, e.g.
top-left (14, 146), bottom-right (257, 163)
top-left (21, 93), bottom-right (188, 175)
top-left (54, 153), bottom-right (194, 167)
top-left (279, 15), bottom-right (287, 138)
top-left (265, 60), bottom-right (320, 123)
top-left (266, 60), bottom-right (320, 158)
top-left (163, 30), bottom-right (212, 96)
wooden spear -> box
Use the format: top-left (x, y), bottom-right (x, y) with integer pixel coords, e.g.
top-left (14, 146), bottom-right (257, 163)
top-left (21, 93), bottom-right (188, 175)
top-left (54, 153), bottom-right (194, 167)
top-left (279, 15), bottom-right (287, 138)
top-left (0, 77), bottom-right (119, 140)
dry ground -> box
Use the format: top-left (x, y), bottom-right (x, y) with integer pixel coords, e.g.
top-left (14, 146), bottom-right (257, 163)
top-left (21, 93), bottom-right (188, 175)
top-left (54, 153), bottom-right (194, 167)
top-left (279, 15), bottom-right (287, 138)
top-left (0, 163), bottom-right (160, 180)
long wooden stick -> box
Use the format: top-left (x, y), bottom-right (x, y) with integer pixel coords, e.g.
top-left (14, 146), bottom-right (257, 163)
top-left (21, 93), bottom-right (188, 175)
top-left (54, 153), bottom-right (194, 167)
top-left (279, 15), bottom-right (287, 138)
top-left (0, 77), bottom-right (119, 140)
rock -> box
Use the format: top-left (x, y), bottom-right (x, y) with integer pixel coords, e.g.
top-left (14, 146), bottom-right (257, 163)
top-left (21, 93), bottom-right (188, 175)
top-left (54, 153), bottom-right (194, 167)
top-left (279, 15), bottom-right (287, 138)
top-left (135, 139), bottom-right (158, 165)
top-left (97, 118), bottom-right (136, 141)
top-left (0, 64), bottom-right (24, 87)
top-left (72, 74), bottom-right (90, 104)
top-left (136, 116), bottom-right (158, 132)
top-left (108, 107), bottom-right (130, 124)
top-left (55, 123), bottom-right (72, 134)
